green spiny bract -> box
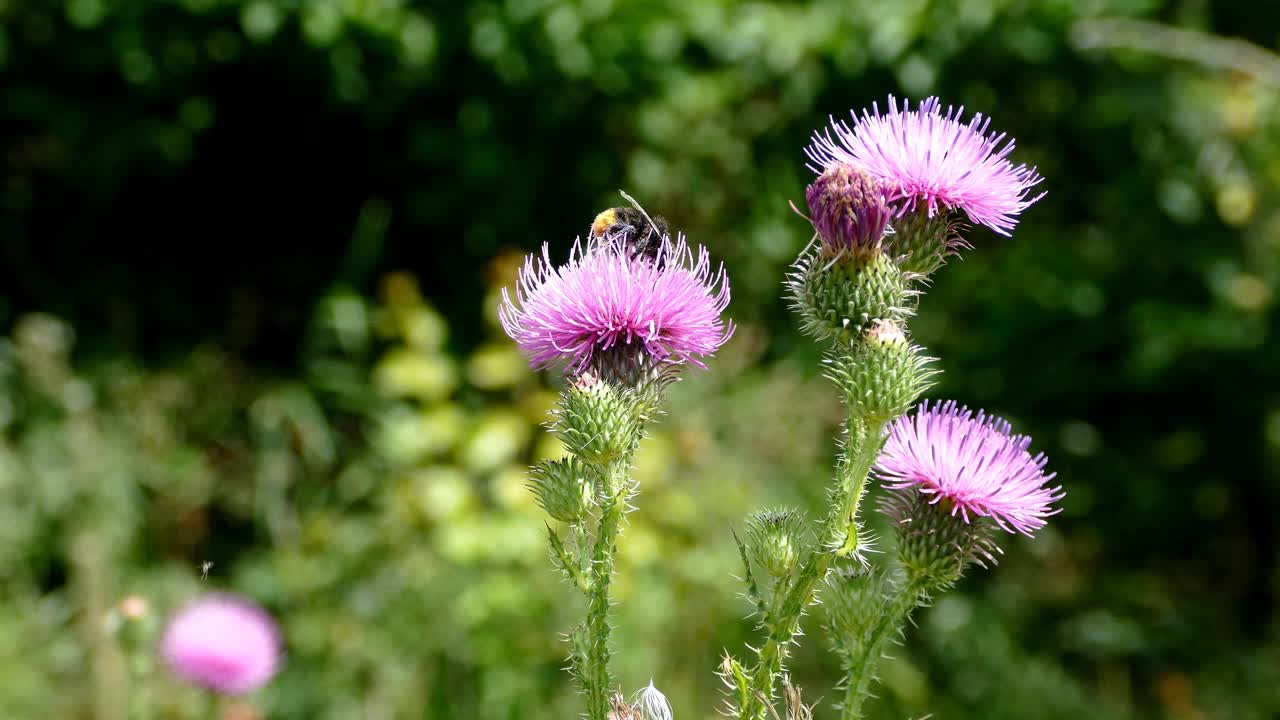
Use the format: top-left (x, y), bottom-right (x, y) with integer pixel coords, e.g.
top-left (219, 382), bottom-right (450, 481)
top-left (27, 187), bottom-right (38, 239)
top-left (824, 320), bottom-right (937, 425)
top-left (881, 489), bottom-right (1001, 592)
top-left (745, 508), bottom-right (809, 579)
top-left (891, 208), bottom-right (966, 280)
top-left (822, 565), bottom-right (898, 655)
top-left (529, 457), bottom-right (594, 523)
top-left (789, 248), bottom-right (913, 345)
top-left (556, 371), bottom-right (645, 466)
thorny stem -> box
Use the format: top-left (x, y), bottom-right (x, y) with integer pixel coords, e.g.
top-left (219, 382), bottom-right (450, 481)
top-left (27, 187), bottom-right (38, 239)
top-left (740, 416), bottom-right (887, 720)
top-left (839, 580), bottom-right (924, 720)
top-left (582, 461), bottom-right (630, 720)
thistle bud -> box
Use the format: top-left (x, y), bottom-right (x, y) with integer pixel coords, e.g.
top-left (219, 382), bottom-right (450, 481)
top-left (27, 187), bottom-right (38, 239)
top-left (790, 250), bottom-right (910, 344)
top-left (529, 457), bottom-right (593, 522)
top-left (746, 509), bottom-right (807, 578)
top-left (824, 320), bottom-right (936, 424)
top-left (806, 164), bottom-right (895, 259)
top-left (822, 565), bottom-right (895, 647)
top-left (891, 207), bottom-right (967, 279)
top-left (557, 371), bottom-right (643, 464)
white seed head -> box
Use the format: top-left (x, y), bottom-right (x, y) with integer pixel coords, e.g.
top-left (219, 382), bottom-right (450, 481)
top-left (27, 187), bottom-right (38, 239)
top-left (633, 680), bottom-right (673, 720)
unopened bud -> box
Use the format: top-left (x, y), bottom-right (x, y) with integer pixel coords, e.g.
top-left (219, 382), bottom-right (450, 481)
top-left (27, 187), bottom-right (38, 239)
top-left (864, 318), bottom-right (906, 346)
top-left (822, 566), bottom-right (889, 641)
top-left (824, 322), bottom-right (936, 423)
top-left (528, 458), bottom-right (593, 522)
top-left (557, 372), bottom-right (643, 464)
top-left (746, 509), bottom-right (807, 578)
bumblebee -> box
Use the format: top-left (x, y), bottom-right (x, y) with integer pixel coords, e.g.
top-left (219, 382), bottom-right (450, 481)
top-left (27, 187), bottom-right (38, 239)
top-left (590, 206), bottom-right (670, 261)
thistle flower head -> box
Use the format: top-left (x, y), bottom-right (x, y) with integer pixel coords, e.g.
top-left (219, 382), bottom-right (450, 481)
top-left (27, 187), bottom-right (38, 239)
top-left (161, 594), bottom-right (281, 695)
top-left (806, 96), bottom-right (1045, 236)
top-left (875, 400), bottom-right (1063, 536)
top-left (805, 163), bottom-right (896, 257)
top-left (499, 233), bottom-right (734, 374)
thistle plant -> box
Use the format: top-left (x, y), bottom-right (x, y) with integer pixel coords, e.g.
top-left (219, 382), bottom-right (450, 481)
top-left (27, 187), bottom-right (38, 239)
top-left (722, 96), bottom-right (1056, 720)
top-left (500, 196), bottom-right (733, 720)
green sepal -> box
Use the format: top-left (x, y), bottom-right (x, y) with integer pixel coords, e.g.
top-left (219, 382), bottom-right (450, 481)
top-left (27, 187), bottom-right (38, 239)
top-left (892, 208), bottom-right (965, 280)
top-left (732, 528), bottom-right (770, 622)
top-left (882, 489), bottom-right (1001, 592)
top-left (822, 565), bottom-right (896, 656)
top-left (718, 654), bottom-right (754, 719)
top-left (790, 249), bottom-right (912, 344)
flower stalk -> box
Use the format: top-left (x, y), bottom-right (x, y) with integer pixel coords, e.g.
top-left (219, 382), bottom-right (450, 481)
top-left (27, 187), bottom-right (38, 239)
top-left (834, 574), bottom-right (924, 720)
top-left (581, 461), bottom-right (630, 720)
top-left (737, 410), bottom-right (891, 720)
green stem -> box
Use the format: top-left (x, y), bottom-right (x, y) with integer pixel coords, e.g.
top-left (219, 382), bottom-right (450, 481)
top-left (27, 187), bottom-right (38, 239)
top-left (582, 462), bottom-right (628, 720)
top-left (739, 417), bottom-right (887, 720)
top-left (839, 581), bottom-right (923, 720)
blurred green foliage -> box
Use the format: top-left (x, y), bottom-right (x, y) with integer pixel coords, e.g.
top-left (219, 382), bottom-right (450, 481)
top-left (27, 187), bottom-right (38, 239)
top-left (2, 0), bottom-right (1279, 718)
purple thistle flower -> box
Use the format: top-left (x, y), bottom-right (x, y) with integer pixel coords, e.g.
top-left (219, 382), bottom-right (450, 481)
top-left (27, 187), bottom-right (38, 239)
top-left (805, 163), bottom-right (897, 256)
top-left (875, 400), bottom-right (1064, 536)
top-left (161, 594), bottom-right (281, 695)
top-left (806, 96), bottom-right (1045, 236)
top-left (499, 234), bottom-right (734, 373)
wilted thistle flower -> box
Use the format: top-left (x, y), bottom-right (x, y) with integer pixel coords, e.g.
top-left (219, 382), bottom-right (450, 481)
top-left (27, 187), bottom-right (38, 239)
top-left (875, 400), bottom-right (1064, 536)
top-left (805, 163), bottom-right (896, 257)
top-left (499, 234), bottom-right (734, 373)
top-left (161, 594), bottom-right (281, 694)
top-left (807, 95), bottom-right (1045, 236)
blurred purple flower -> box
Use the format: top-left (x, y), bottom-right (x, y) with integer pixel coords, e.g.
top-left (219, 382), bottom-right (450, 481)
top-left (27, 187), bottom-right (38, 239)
top-left (162, 594), bottom-right (281, 695)
top-left (875, 400), bottom-right (1064, 536)
top-left (805, 163), bottom-right (897, 256)
top-left (499, 234), bottom-right (733, 372)
top-left (806, 96), bottom-right (1045, 236)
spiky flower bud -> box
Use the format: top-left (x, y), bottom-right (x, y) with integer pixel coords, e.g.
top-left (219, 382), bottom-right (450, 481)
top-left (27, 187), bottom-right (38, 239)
top-left (891, 207), bottom-right (967, 279)
top-left (790, 250), bottom-right (911, 344)
top-left (824, 321), bottom-right (936, 424)
top-left (529, 457), bottom-right (593, 522)
top-left (746, 509), bottom-right (807, 578)
top-left (805, 164), bottom-right (896, 259)
top-left (822, 565), bottom-right (889, 643)
top-left (557, 371), bottom-right (643, 465)
top-left (819, 563), bottom-right (901, 653)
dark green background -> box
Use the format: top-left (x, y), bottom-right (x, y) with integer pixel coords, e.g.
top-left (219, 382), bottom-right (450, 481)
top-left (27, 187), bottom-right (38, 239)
top-left (2, 1), bottom-right (1277, 718)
